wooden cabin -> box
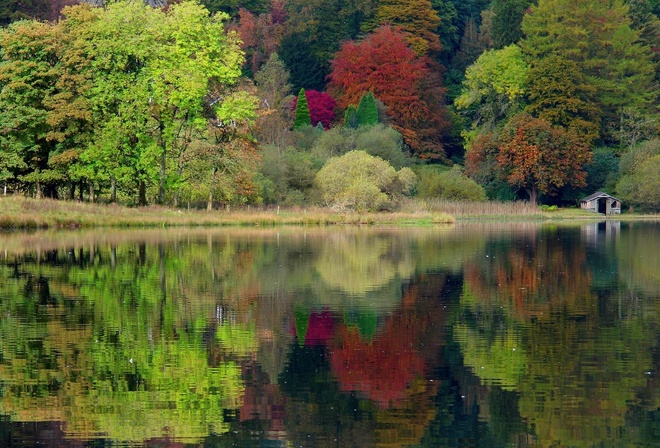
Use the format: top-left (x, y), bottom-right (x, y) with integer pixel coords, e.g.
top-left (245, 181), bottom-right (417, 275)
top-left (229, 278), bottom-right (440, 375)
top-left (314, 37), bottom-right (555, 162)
top-left (580, 192), bottom-right (622, 215)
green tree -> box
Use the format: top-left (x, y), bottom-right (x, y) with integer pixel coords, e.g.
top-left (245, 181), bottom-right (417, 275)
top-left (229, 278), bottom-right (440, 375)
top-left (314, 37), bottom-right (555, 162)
top-left (455, 44), bottom-right (528, 143)
top-left (356, 92), bottom-right (379, 126)
top-left (293, 88), bottom-right (311, 128)
top-left (344, 105), bottom-right (359, 128)
top-left (524, 55), bottom-right (600, 144)
top-left (311, 124), bottom-right (411, 169)
top-left (520, 0), bottom-right (658, 145)
top-left (491, 0), bottom-right (532, 48)
top-left (616, 138), bottom-right (660, 211)
top-left (253, 52), bottom-right (293, 148)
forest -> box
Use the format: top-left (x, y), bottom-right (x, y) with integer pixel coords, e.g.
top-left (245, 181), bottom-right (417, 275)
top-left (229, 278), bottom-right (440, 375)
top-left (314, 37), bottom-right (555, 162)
top-left (0, 0), bottom-right (659, 210)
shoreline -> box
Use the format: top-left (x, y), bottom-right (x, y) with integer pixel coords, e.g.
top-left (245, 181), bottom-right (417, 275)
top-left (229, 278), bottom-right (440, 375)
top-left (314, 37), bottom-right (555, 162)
top-left (1, 196), bottom-right (658, 230)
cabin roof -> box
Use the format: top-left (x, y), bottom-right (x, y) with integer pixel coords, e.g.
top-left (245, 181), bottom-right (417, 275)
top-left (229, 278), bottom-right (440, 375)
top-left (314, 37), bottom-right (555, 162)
top-left (581, 192), bottom-right (622, 203)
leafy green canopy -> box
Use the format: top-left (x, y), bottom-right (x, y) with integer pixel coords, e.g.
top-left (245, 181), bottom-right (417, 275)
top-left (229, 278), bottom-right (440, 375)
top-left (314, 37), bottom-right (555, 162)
top-left (0, 0), bottom-right (256, 205)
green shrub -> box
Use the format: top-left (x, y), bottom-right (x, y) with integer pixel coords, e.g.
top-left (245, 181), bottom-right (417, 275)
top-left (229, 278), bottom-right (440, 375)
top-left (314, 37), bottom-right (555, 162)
top-left (417, 165), bottom-right (486, 201)
top-left (314, 150), bottom-right (417, 211)
top-left (293, 125), bottom-right (324, 151)
top-left (285, 148), bottom-right (317, 191)
top-left (311, 124), bottom-right (410, 168)
top-left (615, 139), bottom-right (660, 211)
top-left (259, 145), bottom-right (288, 202)
top-left (616, 154), bottom-right (660, 211)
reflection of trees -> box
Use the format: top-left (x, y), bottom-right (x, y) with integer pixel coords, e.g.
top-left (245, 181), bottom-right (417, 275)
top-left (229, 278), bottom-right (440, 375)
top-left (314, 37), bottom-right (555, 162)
top-left (0, 242), bottom-right (262, 443)
top-left (616, 222), bottom-right (660, 298)
top-left (315, 231), bottom-right (415, 295)
top-left (457, 227), bottom-right (659, 447)
top-left (464, 228), bottom-right (593, 319)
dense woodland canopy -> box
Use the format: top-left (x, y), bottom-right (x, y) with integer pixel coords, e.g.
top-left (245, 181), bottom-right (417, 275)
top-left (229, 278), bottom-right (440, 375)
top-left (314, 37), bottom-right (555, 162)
top-left (1, 0), bottom-right (659, 209)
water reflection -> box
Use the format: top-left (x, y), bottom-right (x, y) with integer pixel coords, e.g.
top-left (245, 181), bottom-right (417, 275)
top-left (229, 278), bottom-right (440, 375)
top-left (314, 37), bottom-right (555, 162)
top-left (0, 223), bottom-right (658, 447)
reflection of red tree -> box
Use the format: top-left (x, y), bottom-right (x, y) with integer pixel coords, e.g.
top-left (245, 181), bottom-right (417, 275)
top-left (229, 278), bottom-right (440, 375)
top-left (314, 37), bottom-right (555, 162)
top-left (465, 238), bottom-right (592, 319)
top-left (329, 319), bottom-right (425, 408)
top-left (293, 310), bottom-right (336, 346)
top-left (239, 363), bottom-right (286, 436)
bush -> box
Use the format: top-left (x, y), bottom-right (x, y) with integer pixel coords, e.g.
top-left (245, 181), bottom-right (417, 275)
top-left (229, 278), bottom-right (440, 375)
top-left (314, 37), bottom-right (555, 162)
top-left (314, 150), bottom-right (417, 211)
top-left (616, 154), bottom-right (660, 211)
top-left (417, 165), bottom-right (486, 201)
top-left (311, 124), bottom-right (411, 168)
top-left (615, 139), bottom-right (660, 211)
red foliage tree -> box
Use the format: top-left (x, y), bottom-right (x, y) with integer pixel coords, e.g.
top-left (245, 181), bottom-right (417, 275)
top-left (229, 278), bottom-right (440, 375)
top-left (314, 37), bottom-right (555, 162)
top-left (497, 114), bottom-right (592, 204)
top-left (291, 89), bottom-right (336, 129)
top-left (232, 7), bottom-right (285, 75)
top-left (328, 26), bottom-right (450, 160)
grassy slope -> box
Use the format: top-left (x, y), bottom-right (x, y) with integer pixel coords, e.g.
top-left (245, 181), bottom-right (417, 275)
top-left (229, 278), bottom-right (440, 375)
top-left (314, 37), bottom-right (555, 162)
top-left (0, 196), bottom-right (655, 230)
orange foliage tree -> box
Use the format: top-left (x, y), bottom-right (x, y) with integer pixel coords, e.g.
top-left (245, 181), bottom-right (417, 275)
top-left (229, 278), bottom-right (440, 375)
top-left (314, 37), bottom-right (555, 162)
top-left (367, 0), bottom-right (441, 56)
top-left (328, 26), bottom-right (450, 160)
top-left (497, 114), bottom-right (592, 204)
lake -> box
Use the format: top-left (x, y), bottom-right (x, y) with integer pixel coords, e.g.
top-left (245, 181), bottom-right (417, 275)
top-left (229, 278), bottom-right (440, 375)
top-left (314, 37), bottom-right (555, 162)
top-left (0, 222), bottom-right (658, 447)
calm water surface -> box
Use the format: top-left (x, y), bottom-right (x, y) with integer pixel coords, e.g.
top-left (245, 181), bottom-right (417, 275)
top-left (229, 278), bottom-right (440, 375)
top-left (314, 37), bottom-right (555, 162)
top-left (0, 222), bottom-right (658, 447)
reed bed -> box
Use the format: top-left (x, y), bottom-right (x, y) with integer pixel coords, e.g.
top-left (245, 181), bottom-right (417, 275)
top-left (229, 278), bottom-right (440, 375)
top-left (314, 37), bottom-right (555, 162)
top-left (0, 196), bottom-right (455, 229)
top-left (2, 195), bottom-right (651, 230)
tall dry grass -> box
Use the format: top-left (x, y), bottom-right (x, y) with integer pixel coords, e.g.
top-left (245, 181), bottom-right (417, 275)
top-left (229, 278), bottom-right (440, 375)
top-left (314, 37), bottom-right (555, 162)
top-left (398, 198), bottom-right (543, 218)
top-left (0, 195), bottom-right (455, 229)
top-left (2, 195), bottom-right (629, 230)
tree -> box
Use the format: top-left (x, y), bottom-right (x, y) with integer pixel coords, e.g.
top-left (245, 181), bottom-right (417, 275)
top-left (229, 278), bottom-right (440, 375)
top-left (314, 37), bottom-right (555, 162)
top-left (279, 32), bottom-right (327, 91)
top-left (314, 150), bottom-right (416, 211)
top-left (491, 0), bottom-right (532, 48)
top-left (496, 114), bottom-right (592, 204)
top-left (253, 52), bottom-right (293, 148)
top-left (0, 0), bottom-right (50, 26)
top-left (344, 105), bottom-right (359, 128)
top-left (328, 26), bottom-right (450, 160)
top-left (280, 0), bottom-right (377, 91)
top-left (311, 124), bottom-right (411, 168)
top-left (292, 90), bottom-right (336, 129)
top-left (366, 0), bottom-right (441, 55)
top-left (524, 55), bottom-right (600, 144)
top-left (616, 139), bottom-right (660, 211)
top-left (356, 92), bottom-right (379, 126)
top-left (520, 0), bottom-right (658, 145)
top-left (231, 7), bottom-right (285, 76)
top-left (200, 0), bottom-right (270, 16)
top-left (293, 88), bottom-right (311, 128)
top-left (0, 1), bottom-right (254, 205)
top-left (455, 44), bottom-right (528, 143)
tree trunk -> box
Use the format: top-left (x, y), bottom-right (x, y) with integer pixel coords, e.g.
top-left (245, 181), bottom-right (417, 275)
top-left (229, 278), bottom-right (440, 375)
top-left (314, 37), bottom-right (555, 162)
top-left (173, 166), bottom-right (183, 208)
top-left (526, 187), bottom-right (538, 205)
top-left (79, 182), bottom-right (84, 201)
top-left (138, 180), bottom-right (147, 206)
top-left (68, 182), bottom-right (75, 200)
top-left (158, 123), bottom-right (166, 205)
top-left (207, 191), bottom-right (213, 211)
top-left (89, 183), bottom-right (95, 203)
top-left (35, 181), bottom-right (43, 199)
top-left (110, 177), bottom-right (117, 203)
top-left (3, 184), bottom-right (6, 196)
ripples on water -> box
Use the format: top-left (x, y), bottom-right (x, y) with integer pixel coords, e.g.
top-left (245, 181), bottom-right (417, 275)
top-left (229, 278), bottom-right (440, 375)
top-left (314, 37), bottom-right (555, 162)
top-left (0, 222), bottom-right (658, 447)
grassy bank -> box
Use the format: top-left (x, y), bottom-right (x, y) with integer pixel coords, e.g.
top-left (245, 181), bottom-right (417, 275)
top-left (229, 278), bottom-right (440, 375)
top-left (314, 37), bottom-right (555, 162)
top-left (0, 196), bottom-right (655, 230)
top-left (0, 196), bottom-right (456, 229)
